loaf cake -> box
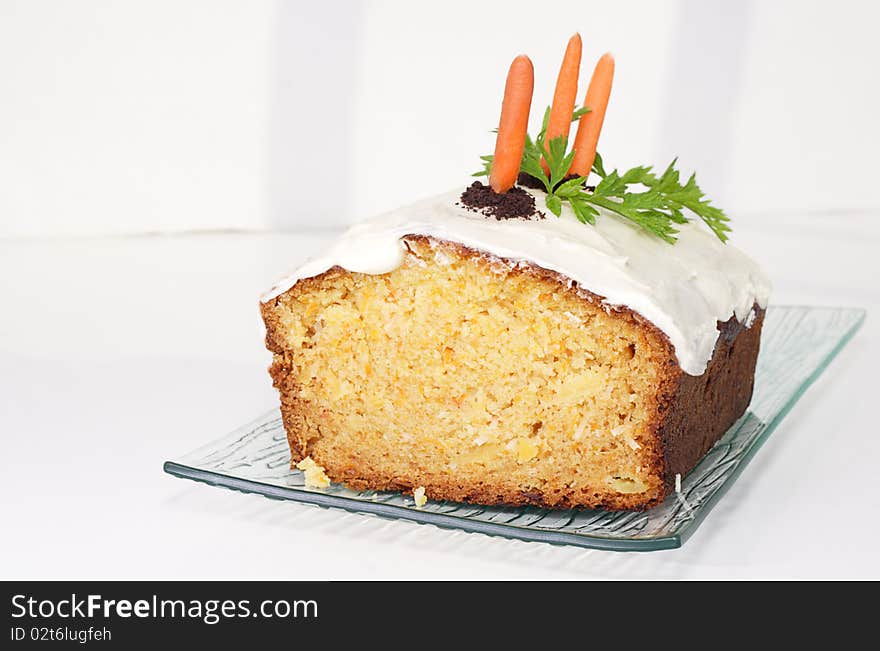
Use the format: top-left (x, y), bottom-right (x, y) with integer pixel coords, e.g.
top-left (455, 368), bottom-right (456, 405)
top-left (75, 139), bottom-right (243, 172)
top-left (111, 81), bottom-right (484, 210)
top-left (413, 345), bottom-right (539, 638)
top-left (260, 35), bottom-right (770, 511)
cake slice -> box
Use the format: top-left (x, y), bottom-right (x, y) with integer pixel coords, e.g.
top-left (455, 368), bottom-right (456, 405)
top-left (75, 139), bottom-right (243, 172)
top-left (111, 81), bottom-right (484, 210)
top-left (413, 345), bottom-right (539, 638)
top-left (259, 37), bottom-right (769, 511)
top-left (261, 192), bottom-right (767, 510)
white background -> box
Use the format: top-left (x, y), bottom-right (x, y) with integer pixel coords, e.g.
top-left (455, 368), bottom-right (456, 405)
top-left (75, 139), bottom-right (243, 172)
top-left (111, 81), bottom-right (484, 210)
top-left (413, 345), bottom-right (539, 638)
top-left (2, 0), bottom-right (879, 237)
top-left (1, 1), bottom-right (879, 580)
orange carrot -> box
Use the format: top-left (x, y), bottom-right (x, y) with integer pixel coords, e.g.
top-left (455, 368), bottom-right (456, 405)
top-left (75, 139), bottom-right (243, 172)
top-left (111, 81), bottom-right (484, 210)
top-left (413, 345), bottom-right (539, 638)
top-left (489, 55), bottom-right (534, 193)
top-left (541, 33), bottom-right (582, 174)
top-left (569, 52), bottom-right (614, 177)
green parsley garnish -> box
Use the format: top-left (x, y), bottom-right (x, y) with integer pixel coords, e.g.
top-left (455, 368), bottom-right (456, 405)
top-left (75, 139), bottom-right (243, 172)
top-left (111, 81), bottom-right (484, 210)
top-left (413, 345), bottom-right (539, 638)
top-left (473, 108), bottom-right (730, 244)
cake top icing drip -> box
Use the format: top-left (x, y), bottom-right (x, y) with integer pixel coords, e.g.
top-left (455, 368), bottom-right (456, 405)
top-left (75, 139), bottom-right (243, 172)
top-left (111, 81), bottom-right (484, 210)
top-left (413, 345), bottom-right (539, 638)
top-left (262, 188), bottom-right (770, 375)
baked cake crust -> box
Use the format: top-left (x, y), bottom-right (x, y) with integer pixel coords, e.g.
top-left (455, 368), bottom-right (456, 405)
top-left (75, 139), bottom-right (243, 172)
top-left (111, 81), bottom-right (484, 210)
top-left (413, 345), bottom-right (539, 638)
top-left (261, 235), bottom-right (764, 511)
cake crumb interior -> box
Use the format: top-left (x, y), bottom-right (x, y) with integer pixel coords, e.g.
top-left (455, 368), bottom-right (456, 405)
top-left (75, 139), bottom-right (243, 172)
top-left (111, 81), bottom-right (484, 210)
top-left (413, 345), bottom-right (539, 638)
top-left (267, 236), bottom-right (671, 508)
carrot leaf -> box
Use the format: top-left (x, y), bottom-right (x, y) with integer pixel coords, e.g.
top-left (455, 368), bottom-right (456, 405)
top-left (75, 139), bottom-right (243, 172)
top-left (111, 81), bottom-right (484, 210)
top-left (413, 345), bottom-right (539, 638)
top-left (571, 106), bottom-right (592, 121)
top-left (591, 151), bottom-right (607, 178)
top-left (473, 107), bottom-right (731, 244)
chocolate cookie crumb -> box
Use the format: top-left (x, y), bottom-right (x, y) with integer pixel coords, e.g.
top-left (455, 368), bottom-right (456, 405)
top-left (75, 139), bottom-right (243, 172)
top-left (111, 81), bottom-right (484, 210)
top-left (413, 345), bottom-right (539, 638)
top-left (516, 172), bottom-right (547, 191)
top-left (459, 181), bottom-right (542, 220)
top-left (517, 171), bottom-right (595, 193)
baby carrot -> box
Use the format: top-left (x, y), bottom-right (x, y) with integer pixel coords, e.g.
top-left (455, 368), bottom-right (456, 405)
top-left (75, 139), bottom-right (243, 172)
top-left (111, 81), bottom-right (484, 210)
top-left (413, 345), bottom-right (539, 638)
top-left (569, 53), bottom-right (614, 177)
top-left (542, 33), bottom-right (582, 174)
top-left (489, 55), bottom-right (534, 193)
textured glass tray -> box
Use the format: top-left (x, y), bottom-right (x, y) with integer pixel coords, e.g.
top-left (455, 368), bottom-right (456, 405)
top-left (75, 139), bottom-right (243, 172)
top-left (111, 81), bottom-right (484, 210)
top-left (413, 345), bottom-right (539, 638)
top-left (165, 306), bottom-right (864, 551)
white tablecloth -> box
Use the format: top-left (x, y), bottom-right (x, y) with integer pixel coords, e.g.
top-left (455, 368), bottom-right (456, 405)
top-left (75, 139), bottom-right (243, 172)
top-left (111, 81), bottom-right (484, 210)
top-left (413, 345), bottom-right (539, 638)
top-left (2, 212), bottom-right (877, 579)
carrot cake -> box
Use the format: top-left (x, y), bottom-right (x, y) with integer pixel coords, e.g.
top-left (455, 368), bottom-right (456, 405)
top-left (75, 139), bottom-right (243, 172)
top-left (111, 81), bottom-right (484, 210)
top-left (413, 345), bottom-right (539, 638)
top-left (260, 34), bottom-right (770, 510)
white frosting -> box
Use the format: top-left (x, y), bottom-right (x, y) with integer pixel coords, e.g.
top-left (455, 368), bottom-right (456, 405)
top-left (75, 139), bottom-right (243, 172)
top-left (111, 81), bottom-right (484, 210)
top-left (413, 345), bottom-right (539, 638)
top-left (262, 188), bottom-right (770, 375)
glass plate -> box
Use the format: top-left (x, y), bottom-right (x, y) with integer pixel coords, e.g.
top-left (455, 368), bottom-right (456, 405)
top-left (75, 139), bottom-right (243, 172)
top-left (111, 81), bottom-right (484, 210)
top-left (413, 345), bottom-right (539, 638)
top-left (165, 306), bottom-right (865, 551)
